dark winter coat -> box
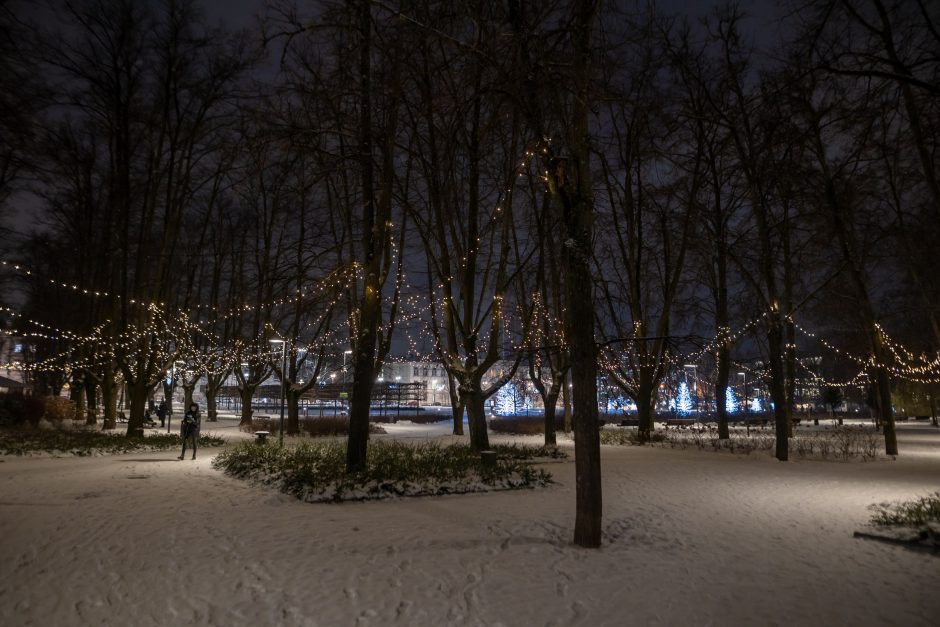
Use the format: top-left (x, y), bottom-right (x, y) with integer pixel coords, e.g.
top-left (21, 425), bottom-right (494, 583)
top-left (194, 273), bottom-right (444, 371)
top-left (182, 409), bottom-right (201, 438)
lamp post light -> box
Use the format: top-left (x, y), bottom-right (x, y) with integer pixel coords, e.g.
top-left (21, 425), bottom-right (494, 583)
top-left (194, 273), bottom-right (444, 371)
top-left (269, 339), bottom-right (287, 447)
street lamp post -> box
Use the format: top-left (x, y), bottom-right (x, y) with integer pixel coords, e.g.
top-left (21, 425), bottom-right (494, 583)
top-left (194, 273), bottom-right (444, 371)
top-left (330, 373), bottom-right (336, 414)
top-left (269, 339), bottom-right (287, 447)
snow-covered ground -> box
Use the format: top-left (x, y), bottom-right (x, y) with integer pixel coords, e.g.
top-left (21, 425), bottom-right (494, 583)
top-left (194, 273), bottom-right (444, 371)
top-left (1, 418), bottom-right (937, 626)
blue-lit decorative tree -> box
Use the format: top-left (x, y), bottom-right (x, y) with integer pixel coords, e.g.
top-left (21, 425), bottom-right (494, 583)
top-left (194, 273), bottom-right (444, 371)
top-left (676, 381), bottom-right (693, 416)
top-left (494, 383), bottom-right (520, 416)
top-left (725, 387), bottom-right (738, 414)
top-left (750, 397), bottom-right (762, 413)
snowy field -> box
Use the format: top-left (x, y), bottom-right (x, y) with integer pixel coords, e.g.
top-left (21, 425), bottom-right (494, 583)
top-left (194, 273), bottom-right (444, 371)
top-left (1, 418), bottom-right (937, 626)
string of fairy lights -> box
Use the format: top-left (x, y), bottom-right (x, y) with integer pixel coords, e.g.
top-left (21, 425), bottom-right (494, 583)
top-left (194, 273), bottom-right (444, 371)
top-left (6, 255), bottom-right (940, 388)
top-left (3, 295), bottom-right (938, 396)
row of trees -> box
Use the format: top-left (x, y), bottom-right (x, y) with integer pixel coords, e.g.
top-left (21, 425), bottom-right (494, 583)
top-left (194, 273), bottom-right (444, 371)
top-left (1, 0), bottom-right (938, 547)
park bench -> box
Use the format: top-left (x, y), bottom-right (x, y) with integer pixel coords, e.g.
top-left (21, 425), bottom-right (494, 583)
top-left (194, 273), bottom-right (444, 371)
top-left (254, 430), bottom-right (270, 444)
top-left (665, 418), bottom-right (695, 427)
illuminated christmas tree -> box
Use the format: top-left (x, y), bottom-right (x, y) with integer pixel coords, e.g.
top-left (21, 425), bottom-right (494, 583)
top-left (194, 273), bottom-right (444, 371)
top-left (494, 383), bottom-right (519, 416)
top-left (676, 381), bottom-right (693, 416)
top-left (725, 387), bottom-right (738, 414)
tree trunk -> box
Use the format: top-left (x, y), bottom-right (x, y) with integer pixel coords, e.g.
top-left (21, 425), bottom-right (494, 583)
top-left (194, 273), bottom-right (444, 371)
top-left (451, 396), bottom-right (465, 436)
top-left (101, 367), bottom-right (118, 429)
top-left (768, 315), bottom-right (789, 461)
top-left (163, 381), bottom-right (174, 416)
top-left (715, 342), bottom-right (730, 439)
top-left (543, 390), bottom-right (559, 446)
top-left (464, 389), bottom-right (489, 451)
top-left (563, 0), bottom-right (602, 549)
top-left (635, 381), bottom-right (655, 442)
top-left (347, 351), bottom-right (377, 470)
top-left (205, 372), bottom-right (224, 422)
top-left (238, 386), bottom-right (255, 427)
top-left (874, 363), bottom-right (897, 455)
top-left (124, 380), bottom-right (149, 436)
top-left (69, 372), bottom-right (86, 422)
top-left (287, 388), bottom-right (301, 435)
top-left (206, 392), bottom-right (218, 422)
top-left (83, 376), bottom-right (98, 425)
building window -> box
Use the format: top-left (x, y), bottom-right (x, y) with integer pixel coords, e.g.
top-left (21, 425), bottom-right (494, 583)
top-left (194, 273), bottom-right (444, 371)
top-left (413, 367), bottom-right (419, 376)
top-left (422, 369), bottom-right (428, 377)
top-left (432, 368), bottom-right (437, 377)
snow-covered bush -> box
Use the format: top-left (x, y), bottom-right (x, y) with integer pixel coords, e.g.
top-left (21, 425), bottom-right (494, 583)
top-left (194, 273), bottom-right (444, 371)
top-left (213, 440), bottom-right (556, 502)
top-left (870, 492), bottom-right (940, 528)
top-left (0, 430), bottom-right (225, 456)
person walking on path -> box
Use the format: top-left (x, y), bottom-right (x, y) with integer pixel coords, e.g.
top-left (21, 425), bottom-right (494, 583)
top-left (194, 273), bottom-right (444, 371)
top-left (178, 402), bottom-right (200, 460)
top-left (157, 400), bottom-right (168, 428)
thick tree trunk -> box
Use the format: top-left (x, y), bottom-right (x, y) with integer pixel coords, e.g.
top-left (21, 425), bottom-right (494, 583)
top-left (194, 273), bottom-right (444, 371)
top-left (124, 381), bottom-right (149, 436)
top-left (238, 386), bottom-right (255, 427)
top-left (543, 391), bottom-right (559, 446)
top-left (101, 365), bottom-right (118, 429)
top-left (768, 316), bottom-right (789, 461)
top-left (101, 367), bottom-right (118, 429)
top-left (206, 392), bottom-right (218, 422)
top-left (874, 364), bottom-right (897, 455)
top-left (715, 343), bottom-right (730, 439)
top-left (451, 394), bottom-right (465, 436)
top-left (83, 376), bottom-right (97, 425)
top-left (347, 350), bottom-right (377, 470)
top-left (635, 382), bottom-right (655, 442)
top-left (205, 373), bottom-right (224, 422)
top-left (69, 373), bottom-right (86, 422)
top-left (563, 0), bottom-right (601, 546)
top-left (464, 389), bottom-right (489, 451)
top-left (287, 389), bottom-right (301, 435)
top-left (163, 381), bottom-right (174, 416)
